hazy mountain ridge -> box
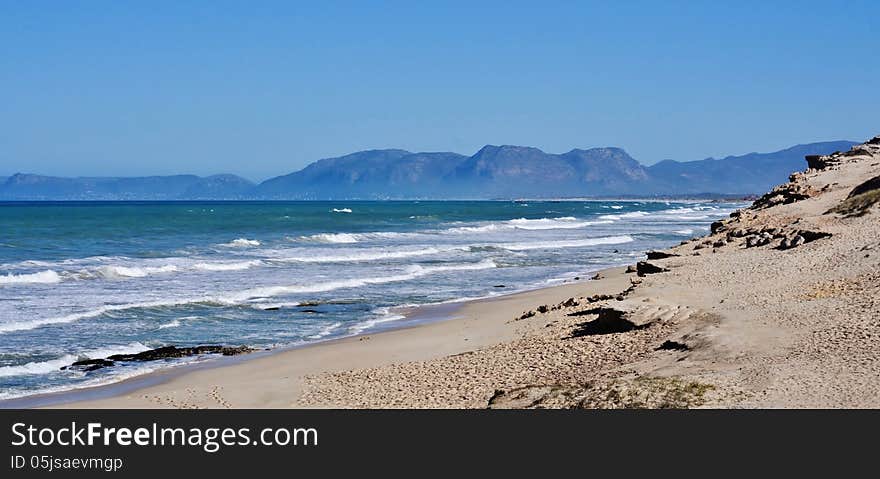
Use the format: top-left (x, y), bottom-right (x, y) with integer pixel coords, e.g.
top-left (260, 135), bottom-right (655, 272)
top-left (0, 140), bottom-right (858, 200)
top-left (0, 173), bottom-right (255, 200)
top-left (250, 141), bottom-right (856, 199)
top-left (644, 141), bottom-right (857, 195)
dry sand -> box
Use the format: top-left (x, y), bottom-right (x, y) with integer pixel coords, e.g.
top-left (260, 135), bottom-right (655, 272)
top-left (45, 135), bottom-right (880, 408)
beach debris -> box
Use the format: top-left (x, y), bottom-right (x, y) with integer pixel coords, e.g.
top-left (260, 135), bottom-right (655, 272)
top-left (745, 233), bottom-right (773, 248)
top-left (656, 340), bottom-right (690, 351)
top-left (710, 220), bottom-right (726, 234)
top-left (636, 261), bottom-right (669, 276)
top-left (777, 230), bottom-right (832, 250)
top-left (61, 345), bottom-right (254, 373)
top-left (561, 297), bottom-right (579, 308)
top-left (779, 235), bottom-right (805, 250)
top-left (568, 306), bottom-right (646, 336)
top-left (646, 250), bottom-right (679, 260)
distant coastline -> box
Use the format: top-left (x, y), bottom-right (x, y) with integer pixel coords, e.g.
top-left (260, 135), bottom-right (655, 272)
top-left (0, 195), bottom-right (756, 203)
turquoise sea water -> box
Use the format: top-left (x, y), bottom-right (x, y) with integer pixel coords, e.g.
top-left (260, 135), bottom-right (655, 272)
top-left (0, 200), bottom-right (740, 400)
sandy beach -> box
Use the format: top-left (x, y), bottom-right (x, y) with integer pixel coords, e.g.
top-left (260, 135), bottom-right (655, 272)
top-left (18, 136), bottom-right (880, 409)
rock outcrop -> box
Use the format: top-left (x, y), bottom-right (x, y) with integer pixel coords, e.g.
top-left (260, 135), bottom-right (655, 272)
top-left (636, 261), bottom-right (670, 276)
top-left (62, 345), bottom-right (254, 372)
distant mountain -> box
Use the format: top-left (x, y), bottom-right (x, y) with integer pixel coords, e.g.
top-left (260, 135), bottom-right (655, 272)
top-left (252, 146), bottom-right (652, 199)
top-left (645, 141), bottom-right (857, 195)
top-left (251, 141), bottom-right (856, 199)
top-left (255, 149), bottom-right (469, 199)
top-left (0, 173), bottom-right (254, 200)
top-left (0, 140), bottom-right (858, 200)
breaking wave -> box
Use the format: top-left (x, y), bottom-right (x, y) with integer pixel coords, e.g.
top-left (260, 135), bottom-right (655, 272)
top-left (0, 342), bottom-right (149, 378)
top-left (95, 265), bottom-right (179, 279)
top-left (497, 235), bottom-right (634, 251)
top-left (0, 260), bottom-right (498, 334)
top-left (0, 270), bottom-right (62, 286)
top-left (220, 238), bottom-right (261, 248)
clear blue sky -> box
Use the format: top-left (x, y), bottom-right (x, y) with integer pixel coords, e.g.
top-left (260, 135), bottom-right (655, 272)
top-left (2, 1), bottom-right (878, 181)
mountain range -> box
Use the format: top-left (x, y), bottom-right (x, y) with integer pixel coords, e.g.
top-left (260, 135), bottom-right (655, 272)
top-left (0, 140), bottom-right (857, 200)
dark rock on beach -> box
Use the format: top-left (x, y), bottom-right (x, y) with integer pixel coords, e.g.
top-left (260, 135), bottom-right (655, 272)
top-left (62, 358), bottom-right (116, 373)
top-left (646, 250), bottom-right (679, 260)
top-left (636, 261), bottom-right (670, 276)
top-left (61, 345), bottom-right (254, 373)
top-left (107, 345), bottom-right (253, 362)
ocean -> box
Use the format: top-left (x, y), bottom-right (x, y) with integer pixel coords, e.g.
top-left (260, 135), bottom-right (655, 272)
top-left (0, 200), bottom-right (740, 400)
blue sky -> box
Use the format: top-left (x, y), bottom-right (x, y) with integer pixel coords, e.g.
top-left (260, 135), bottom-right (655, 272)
top-left (1, 1), bottom-right (878, 181)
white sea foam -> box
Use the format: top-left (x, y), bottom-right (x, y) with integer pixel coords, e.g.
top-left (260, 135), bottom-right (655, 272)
top-left (445, 217), bottom-right (610, 234)
top-left (0, 270), bottom-right (62, 286)
top-left (497, 235), bottom-right (634, 251)
top-left (0, 342), bottom-right (149, 378)
top-left (406, 258), bottom-right (497, 274)
top-left (674, 229), bottom-right (695, 235)
top-left (254, 301), bottom-right (301, 310)
top-left (232, 259), bottom-right (497, 302)
top-left (95, 265), bottom-right (179, 279)
top-left (332, 208), bottom-right (352, 213)
top-left (507, 217), bottom-right (594, 230)
top-left (348, 308), bottom-right (406, 335)
top-left (157, 320), bottom-right (181, 329)
top-left (268, 247), bottom-right (443, 263)
top-left (0, 298), bottom-right (232, 334)
top-left (445, 224), bottom-right (502, 234)
top-left (192, 260), bottom-right (262, 272)
top-left (301, 233), bottom-right (360, 244)
top-left (221, 238), bottom-right (261, 248)
top-left (0, 260), bottom-right (497, 334)
top-left (599, 211), bottom-right (649, 220)
top-left (307, 322), bottom-right (343, 339)
top-left (0, 361), bottom-right (172, 400)
top-left (610, 205), bottom-right (624, 209)
top-left (0, 356), bottom-right (77, 378)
